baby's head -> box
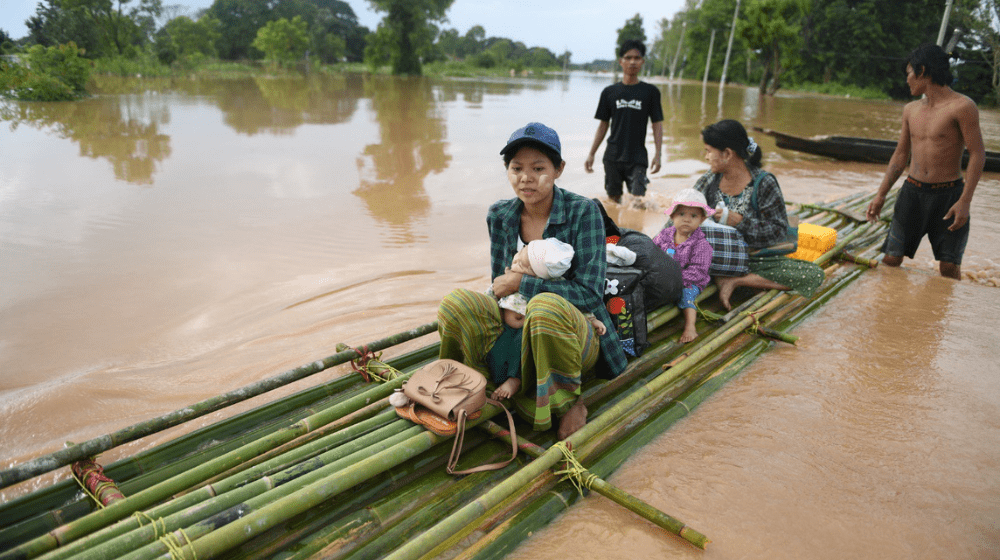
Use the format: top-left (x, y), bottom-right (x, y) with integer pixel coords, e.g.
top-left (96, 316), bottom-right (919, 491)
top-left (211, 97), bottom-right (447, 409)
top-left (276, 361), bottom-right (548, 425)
top-left (524, 238), bottom-right (574, 279)
top-left (498, 293), bottom-right (528, 329)
top-left (667, 188), bottom-right (714, 224)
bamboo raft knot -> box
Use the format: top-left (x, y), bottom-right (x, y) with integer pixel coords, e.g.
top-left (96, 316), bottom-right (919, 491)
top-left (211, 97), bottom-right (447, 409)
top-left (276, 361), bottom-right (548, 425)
top-left (70, 455), bottom-right (125, 507)
top-left (349, 345), bottom-right (380, 382)
top-left (742, 310), bottom-right (763, 335)
top-left (552, 441), bottom-right (598, 496)
top-left (349, 347), bottom-right (402, 383)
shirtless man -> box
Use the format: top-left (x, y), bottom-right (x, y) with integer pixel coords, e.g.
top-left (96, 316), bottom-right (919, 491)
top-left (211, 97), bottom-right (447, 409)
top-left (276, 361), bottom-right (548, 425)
top-left (866, 43), bottom-right (985, 279)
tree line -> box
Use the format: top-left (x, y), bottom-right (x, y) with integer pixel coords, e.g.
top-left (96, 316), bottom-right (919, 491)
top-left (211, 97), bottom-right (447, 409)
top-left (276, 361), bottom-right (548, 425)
top-left (645, 0), bottom-right (998, 104)
top-left (2, 0), bottom-right (997, 104)
top-left (1, 0), bottom-right (565, 75)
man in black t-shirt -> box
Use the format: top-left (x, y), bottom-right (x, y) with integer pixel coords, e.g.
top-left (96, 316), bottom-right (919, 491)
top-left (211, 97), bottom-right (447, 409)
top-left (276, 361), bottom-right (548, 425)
top-left (585, 39), bottom-right (664, 204)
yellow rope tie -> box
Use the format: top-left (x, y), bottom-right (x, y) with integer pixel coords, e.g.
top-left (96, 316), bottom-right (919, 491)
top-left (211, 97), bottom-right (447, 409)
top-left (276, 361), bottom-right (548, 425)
top-left (695, 301), bottom-right (714, 323)
top-left (364, 360), bottom-right (401, 383)
top-left (551, 442), bottom-right (597, 497)
top-left (160, 528), bottom-right (198, 560)
top-left (132, 511), bottom-right (168, 539)
top-left (741, 310), bottom-right (762, 335)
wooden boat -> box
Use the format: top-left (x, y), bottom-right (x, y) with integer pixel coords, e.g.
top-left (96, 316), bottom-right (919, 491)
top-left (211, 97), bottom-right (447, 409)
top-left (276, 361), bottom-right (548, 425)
top-left (754, 127), bottom-right (1000, 172)
top-left (0, 191), bottom-right (893, 560)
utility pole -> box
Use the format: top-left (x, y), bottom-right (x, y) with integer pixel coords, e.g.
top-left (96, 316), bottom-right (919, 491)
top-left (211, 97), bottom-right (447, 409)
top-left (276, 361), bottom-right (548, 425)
top-left (936, 0), bottom-right (955, 46)
top-left (669, 20), bottom-right (687, 80)
top-left (719, 0), bottom-right (741, 88)
top-left (703, 28), bottom-right (716, 87)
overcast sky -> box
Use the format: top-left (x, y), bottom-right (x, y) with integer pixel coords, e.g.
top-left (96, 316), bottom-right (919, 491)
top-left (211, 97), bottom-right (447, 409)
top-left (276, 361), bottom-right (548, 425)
top-left (1, 0), bottom-right (686, 63)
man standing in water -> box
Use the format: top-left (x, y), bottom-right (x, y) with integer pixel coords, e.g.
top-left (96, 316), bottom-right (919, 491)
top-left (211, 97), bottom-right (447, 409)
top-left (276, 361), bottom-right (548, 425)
top-left (866, 43), bottom-right (985, 279)
top-left (585, 39), bottom-right (664, 204)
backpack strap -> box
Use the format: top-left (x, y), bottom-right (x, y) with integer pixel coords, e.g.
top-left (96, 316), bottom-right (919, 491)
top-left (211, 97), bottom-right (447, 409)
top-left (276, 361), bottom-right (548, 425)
top-left (446, 398), bottom-right (518, 475)
top-left (748, 171), bottom-right (773, 216)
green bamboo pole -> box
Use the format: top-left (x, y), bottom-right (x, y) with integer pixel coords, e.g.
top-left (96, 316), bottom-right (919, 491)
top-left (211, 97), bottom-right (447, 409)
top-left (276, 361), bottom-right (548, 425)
top-left (281, 442), bottom-right (518, 560)
top-left (130, 427), bottom-right (463, 560)
top-left (0, 322), bottom-right (438, 491)
top-left (478, 421), bottom-right (709, 548)
top-left (34, 410), bottom-right (403, 560)
top-left (2, 341), bottom-right (439, 536)
top-left (1, 371), bottom-right (417, 560)
top-left (108, 424), bottom-right (428, 560)
top-left (0, 375), bottom-right (367, 534)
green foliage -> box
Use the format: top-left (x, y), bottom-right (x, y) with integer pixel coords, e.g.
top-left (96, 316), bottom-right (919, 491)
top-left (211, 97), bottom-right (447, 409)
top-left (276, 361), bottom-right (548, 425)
top-left (364, 0), bottom-right (454, 75)
top-left (790, 81), bottom-right (888, 99)
top-left (57, 0), bottom-right (163, 57)
top-left (616, 13), bottom-right (647, 56)
top-left (155, 15), bottom-right (221, 67)
top-left (28, 42), bottom-right (91, 93)
top-left (252, 16), bottom-right (310, 66)
top-left (739, 0), bottom-right (806, 93)
top-left (27, 0), bottom-right (103, 56)
top-left (0, 42), bottom-right (91, 100)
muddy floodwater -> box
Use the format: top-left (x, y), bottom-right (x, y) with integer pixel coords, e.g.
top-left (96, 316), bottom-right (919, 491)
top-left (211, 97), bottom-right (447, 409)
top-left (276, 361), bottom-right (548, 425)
top-left (1, 72), bottom-right (998, 559)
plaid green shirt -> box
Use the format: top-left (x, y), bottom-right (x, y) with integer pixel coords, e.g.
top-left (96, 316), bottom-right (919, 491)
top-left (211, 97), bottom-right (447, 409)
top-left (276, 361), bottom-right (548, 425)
top-left (487, 186), bottom-right (627, 376)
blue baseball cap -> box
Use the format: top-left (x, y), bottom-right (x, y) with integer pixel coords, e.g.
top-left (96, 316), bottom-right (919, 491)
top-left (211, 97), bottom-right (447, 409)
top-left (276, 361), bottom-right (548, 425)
top-left (500, 122), bottom-right (561, 157)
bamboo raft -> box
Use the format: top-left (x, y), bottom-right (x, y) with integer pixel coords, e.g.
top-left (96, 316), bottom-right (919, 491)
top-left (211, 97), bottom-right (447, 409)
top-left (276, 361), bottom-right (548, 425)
top-left (0, 190), bottom-right (895, 560)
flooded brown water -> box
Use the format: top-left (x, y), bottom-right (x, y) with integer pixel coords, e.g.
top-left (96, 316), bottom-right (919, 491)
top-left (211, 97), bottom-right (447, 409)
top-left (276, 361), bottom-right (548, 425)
top-left (1, 73), bottom-right (998, 558)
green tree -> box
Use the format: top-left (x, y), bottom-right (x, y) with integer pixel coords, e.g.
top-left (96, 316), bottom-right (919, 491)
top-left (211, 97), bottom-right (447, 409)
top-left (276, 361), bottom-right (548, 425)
top-left (458, 25), bottom-right (485, 58)
top-left (436, 28), bottom-right (460, 58)
top-left (616, 13), bottom-right (646, 55)
top-left (57, 0), bottom-right (163, 57)
top-left (206, 0), bottom-right (271, 59)
top-left (958, 0), bottom-right (999, 105)
top-left (796, 0), bottom-right (941, 96)
top-left (155, 15), bottom-right (220, 65)
top-left (26, 0), bottom-right (104, 56)
top-left (364, 0), bottom-right (453, 75)
top-left (0, 29), bottom-right (14, 54)
top-left (740, 0), bottom-right (806, 94)
top-left (252, 16), bottom-right (310, 66)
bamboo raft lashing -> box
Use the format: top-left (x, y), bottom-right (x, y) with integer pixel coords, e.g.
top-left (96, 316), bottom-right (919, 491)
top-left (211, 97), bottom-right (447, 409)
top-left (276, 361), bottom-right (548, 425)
top-left (0, 189), bottom-right (895, 560)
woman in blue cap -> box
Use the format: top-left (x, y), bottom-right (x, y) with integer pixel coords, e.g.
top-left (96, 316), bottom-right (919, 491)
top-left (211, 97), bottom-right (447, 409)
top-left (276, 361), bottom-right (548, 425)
top-left (437, 122), bottom-right (627, 440)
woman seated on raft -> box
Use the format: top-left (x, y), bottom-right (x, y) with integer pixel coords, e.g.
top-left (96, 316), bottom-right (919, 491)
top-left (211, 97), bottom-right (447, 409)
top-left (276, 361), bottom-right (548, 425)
top-left (695, 119), bottom-right (824, 309)
top-left (437, 122), bottom-right (628, 440)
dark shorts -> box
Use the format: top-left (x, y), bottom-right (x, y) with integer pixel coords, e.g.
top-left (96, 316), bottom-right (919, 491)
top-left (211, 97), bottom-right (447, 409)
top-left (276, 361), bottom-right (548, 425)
top-left (603, 162), bottom-right (648, 199)
top-left (881, 177), bottom-right (969, 265)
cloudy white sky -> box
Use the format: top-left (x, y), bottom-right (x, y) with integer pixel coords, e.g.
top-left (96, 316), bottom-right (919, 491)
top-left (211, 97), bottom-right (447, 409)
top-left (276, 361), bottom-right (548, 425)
top-left (1, 0), bottom-right (686, 63)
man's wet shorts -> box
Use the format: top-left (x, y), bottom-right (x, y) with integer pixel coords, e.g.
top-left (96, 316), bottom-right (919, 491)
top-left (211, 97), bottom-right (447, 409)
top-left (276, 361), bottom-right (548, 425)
top-left (882, 176), bottom-right (969, 265)
top-left (604, 162), bottom-right (648, 199)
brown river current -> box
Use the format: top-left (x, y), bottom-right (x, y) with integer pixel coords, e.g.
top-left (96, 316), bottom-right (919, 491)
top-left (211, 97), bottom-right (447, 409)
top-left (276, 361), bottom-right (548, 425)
top-left (1, 73), bottom-right (998, 558)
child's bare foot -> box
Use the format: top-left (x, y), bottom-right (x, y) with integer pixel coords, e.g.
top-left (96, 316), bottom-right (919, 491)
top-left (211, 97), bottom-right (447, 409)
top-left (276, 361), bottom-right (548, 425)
top-left (491, 377), bottom-right (521, 400)
top-left (680, 324), bottom-right (698, 343)
top-left (715, 276), bottom-right (739, 310)
top-left (557, 401), bottom-right (587, 440)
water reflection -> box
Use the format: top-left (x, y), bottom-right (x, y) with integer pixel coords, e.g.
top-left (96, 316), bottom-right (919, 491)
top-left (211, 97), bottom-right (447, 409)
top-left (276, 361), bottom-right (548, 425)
top-left (353, 75), bottom-right (450, 245)
top-left (0, 95), bottom-right (170, 185)
top-left (208, 74), bottom-right (364, 135)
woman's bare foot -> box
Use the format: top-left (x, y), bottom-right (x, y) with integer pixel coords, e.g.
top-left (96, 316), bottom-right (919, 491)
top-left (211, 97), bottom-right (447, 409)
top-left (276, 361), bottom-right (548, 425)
top-left (491, 377), bottom-right (521, 400)
top-left (557, 401), bottom-right (587, 440)
top-left (714, 276), bottom-right (740, 310)
top-left (680, 324), bottom-right (698, 343)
